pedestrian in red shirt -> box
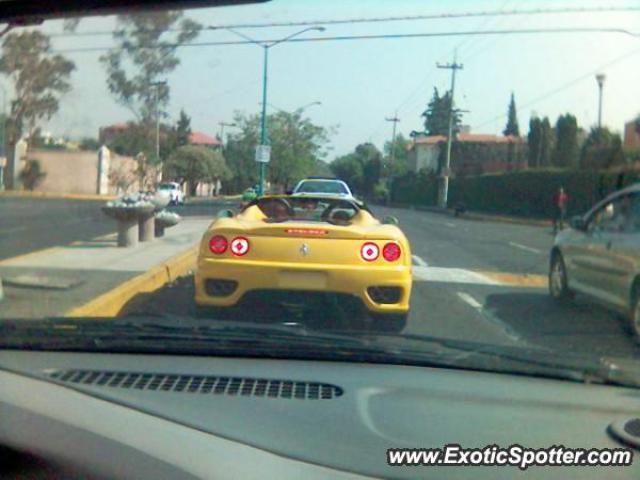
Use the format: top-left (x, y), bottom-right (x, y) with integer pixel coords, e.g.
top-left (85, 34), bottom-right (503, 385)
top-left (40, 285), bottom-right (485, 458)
top-left (553, 187), bottom-right (569, 234)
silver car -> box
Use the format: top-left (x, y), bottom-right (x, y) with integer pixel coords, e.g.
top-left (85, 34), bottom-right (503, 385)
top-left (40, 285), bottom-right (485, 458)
top-left (549, 184), bottom-right (640, 339)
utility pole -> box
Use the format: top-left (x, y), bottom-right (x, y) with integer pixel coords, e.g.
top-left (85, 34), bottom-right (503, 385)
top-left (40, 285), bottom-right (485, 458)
top-left (385, 112), bottom-right (400, 166)
top-left (596, 73), bottom-right (606, 130)
top-left (437, 54), bottom-right (463, 209)
top-left (151, 80), bottom-right (167, 165)
top-left (218, 121), bottom-right (236, 145)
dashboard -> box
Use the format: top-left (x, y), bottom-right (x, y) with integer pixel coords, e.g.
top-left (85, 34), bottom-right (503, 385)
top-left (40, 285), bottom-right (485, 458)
top-left (0, 350), bottom-right (639, 479)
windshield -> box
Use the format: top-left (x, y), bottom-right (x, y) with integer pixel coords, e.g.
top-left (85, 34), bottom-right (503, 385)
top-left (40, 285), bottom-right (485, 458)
top-left (1, 1), bottom-right (640, 389)
top-left (254, 196), bottom-right (359, 223)
top-left (296, 180), bottom-right (348, 194)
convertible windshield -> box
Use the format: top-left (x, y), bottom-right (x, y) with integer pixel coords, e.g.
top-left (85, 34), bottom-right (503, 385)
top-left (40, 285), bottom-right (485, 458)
top-left (1, 0), bottom-right (640, 388)
top-left (255, 196), bottom-right (359, 223)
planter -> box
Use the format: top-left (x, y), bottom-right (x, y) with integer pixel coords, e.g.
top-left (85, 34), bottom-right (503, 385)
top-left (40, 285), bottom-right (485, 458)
top-left (154, 211), bottom-right (181, 238)
top-left (102, 199), bottom-right (155, 248)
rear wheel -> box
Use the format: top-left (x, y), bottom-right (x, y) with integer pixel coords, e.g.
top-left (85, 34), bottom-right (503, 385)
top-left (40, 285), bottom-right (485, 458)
top-left (549, 253), bottom-right (573, 302)
top-left (368, 312), bottom-right (408, 334)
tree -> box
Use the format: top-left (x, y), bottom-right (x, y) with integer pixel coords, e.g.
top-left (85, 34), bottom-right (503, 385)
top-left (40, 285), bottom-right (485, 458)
top-left (421, 87), bottom-right (462, 136)
top-left (527, 116), bottom-right (554, 168)
top-left (175, 109), bottom-right (192, 147)
top-left (383, 133), bottom-right (410, 176)
top-left (224, 110), bottom-right (332, 192)
top-left (19, 159), bottom-right (46, 190)
top-left (165, 145), bottom-right (230, 196)
top-left (552, 114), bottom-right (579, 168)
top-left (0, 31), bottom-right (75, 187)
top-left (330, 143), bottom-right (383, 197)
top-left (162, 109), bottom-right (192, 158)
top-left (580, 127), bottom-right (624, 169)
top-left (503, 93), bottom-right (520, 136)
top-left (101, 11), bottom-right (201, 176)
top-left (330, 154), bottom-right (363, 193)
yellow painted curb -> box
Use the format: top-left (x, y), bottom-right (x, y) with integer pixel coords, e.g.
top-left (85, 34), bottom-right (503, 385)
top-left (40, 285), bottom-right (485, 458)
top-left (478, 271), bottom-right (548, 288)
top-left (65, 246), bottom-right (198, 317)
top-left (0, 191), bottom-right (117, 201)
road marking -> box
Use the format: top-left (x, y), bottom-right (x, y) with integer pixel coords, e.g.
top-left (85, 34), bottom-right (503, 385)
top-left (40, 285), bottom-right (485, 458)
top-left (478, 271), bottom-right (547, 288)
top-left (413, 266), bottom-right (501, 285)
top-left (457, 291), bottom-right (482, 309)
top-left (508, 241), bottom-right (542, 254)
top-left (456, 291), bottom-right (523, 343)
top-left (412, 255), bottom-right (429, 267)
top-left (412, 266), bottom-right (547, 288)
top-left (444, 222), bottom-right (456, 228)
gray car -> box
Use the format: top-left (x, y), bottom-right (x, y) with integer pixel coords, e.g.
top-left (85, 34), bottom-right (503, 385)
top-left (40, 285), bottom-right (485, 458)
top-left (549, 183), bottom-right (640, 339)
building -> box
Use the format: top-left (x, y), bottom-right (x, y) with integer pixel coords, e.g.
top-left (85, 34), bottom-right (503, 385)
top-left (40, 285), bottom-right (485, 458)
top-left (624, 119), bottom-right (640, 149)
top-left (188, 131), bottom-right (222, 148)
top-left (408, 133), bottom-right (527, 175)
top-left (99, 124), bottom-right (222, 149)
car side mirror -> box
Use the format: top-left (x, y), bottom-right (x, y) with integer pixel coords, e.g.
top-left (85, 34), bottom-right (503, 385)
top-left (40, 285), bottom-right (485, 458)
top-left (382, 215), bottom-right (399, 225)
top-left (569, 215), bottom-right (586, 231)
top-left (217, 209), bottom-right (234, 218)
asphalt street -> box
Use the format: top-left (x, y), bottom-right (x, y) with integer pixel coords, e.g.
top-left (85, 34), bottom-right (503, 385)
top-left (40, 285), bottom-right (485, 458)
top-left (2, 196), bottom-right (639, 360)
top-left (125, 199), bottom-right (640, 361)
top-left (0, 197), bottom-right (113, 261)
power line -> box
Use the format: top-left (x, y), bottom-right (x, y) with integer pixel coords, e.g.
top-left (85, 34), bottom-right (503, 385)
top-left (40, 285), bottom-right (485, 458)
top-left (47, 5), bottom-right (640, 37)
top-left (52, 27), bottom-right (640, 54)
top-left (471, 46), bottom-right (640, 131)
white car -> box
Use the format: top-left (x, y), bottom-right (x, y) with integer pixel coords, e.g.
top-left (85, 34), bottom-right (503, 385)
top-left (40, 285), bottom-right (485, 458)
top-left (158, 182), bottom-right (184, 206)
top-left (291, 178), bottom-right (354, 199)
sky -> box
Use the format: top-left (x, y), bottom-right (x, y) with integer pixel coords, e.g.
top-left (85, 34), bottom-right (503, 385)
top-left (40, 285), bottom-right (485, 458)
top-left (22, 0), bottom-right (640, 157)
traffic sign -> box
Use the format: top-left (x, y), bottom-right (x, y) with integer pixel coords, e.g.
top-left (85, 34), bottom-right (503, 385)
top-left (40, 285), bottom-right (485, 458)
top-left (255, 145), bottom-right (271, 163)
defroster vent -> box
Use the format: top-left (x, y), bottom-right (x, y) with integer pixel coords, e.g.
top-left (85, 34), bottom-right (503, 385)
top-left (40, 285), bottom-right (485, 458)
top-left (47, 369), bottom-right (343, 400)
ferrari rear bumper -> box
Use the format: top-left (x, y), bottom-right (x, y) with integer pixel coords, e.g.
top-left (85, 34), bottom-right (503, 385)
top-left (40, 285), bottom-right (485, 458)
top-left (195, 258), bottom-right (412, 313)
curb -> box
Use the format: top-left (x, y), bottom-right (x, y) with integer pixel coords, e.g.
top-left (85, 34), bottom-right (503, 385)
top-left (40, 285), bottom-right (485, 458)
top-left (65, 246), bottom-right (198, 317)
top-left (0, 191), bottom-right (117, 201)
top-left (385, 202), bottom-right (551, 227)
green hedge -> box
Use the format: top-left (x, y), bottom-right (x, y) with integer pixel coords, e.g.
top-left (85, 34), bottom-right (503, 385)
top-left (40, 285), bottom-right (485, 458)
top-left (391, 169), bottom-right (640, 219)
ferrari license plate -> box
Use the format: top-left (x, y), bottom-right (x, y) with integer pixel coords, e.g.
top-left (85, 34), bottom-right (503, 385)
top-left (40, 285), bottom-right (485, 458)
top-left (278, 271), bottom-right (327, 289)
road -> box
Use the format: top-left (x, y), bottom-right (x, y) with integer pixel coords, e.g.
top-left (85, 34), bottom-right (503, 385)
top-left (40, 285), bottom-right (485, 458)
top-left (0, 197), bottom-right (113, 261)
top-left (2, 196), bottom-right (639, 360)
top-left (123, 200), bottom-right (640, 360)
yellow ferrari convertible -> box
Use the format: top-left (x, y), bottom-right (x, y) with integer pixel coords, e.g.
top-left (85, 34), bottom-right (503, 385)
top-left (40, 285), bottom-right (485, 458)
top-left (194, 195), bottom-right (412, 331)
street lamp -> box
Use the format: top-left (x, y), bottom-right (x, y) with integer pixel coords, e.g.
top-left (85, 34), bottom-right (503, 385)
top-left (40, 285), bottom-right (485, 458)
top-left (223, 26), bottom-right (325, 195)
top-left (260, 100), bottom-right (322, 114)
top-left (596, 73), bottom-right (606, 130)
top-left (150, 80), bottom-right (167, 164)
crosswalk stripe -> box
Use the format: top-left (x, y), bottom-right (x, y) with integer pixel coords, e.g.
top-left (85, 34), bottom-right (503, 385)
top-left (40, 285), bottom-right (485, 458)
top-left (412, 266), bottom-right (546, 288)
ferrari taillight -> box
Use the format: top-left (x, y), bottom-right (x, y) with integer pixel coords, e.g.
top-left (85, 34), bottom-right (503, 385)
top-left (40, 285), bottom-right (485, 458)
top-left (230, 236), bottom-right (250, 256)
top-left (382, 242), bottom-right (401, 262)
top-left (361, 242), bottom-right (379, 262)
top-left (209, 235), bottom-right (228, 254)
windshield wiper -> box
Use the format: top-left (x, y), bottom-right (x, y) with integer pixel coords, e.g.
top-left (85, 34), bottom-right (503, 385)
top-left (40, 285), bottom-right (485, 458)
top-left (1, 317), bottom-right (639, 388)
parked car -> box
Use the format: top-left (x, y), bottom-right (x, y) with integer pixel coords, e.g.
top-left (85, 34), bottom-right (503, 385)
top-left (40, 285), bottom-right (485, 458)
top-left (195, 194), bottom-right (412, 332)
top-left (549, 184), bottom-right (640, 339)
top-left (157, 182), bottom-right (184, 206)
